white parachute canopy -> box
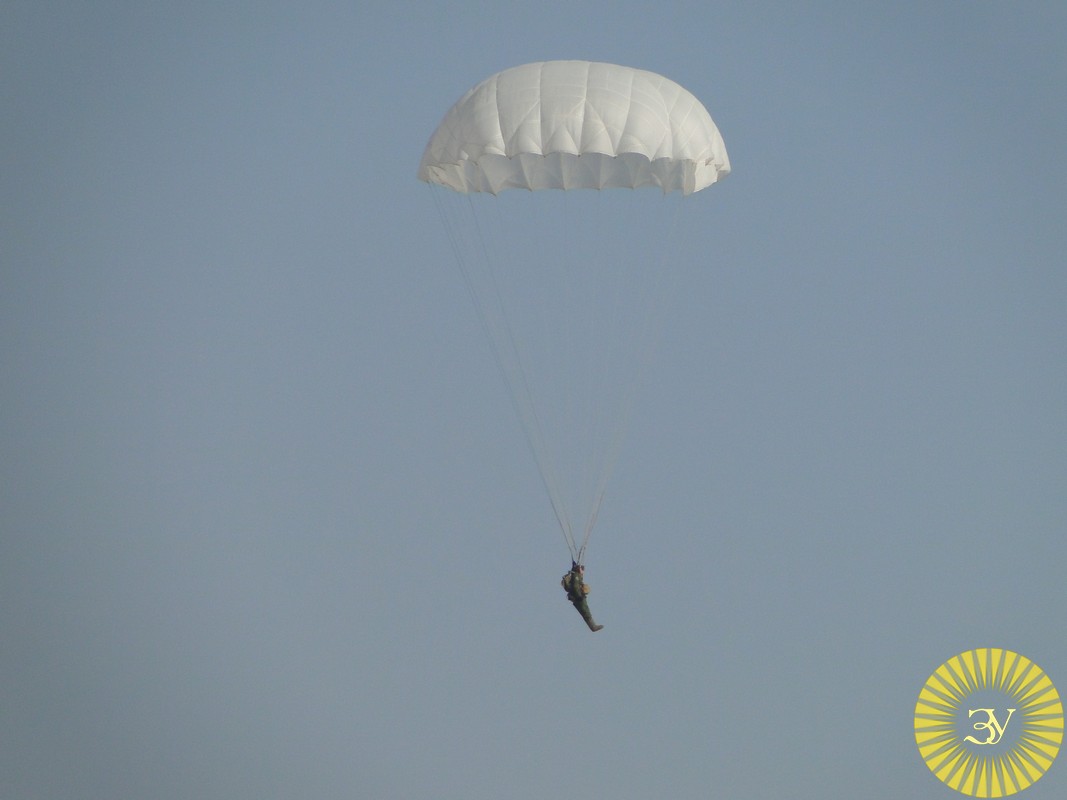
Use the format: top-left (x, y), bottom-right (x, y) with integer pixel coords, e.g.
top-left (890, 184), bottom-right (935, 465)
top-left (419, 60), bottom-right (730, 195)
top-left (420, 62), bottom-right (729, 564)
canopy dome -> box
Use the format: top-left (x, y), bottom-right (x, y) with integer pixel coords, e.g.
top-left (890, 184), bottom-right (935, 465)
top-left (418, 61), bottom-right (730, 195)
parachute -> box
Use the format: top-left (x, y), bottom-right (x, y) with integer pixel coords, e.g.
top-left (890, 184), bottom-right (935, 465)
top-left (419, 61), bottom-right (729, 195)
top-left (420, 61), bottom-right (729, 564)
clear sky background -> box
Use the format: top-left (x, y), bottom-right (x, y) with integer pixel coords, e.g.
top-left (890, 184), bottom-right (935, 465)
top-left (3, 3), bottom-right (1066, 799)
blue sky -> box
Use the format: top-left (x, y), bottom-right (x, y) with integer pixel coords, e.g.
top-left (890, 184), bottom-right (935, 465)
top-left (3, 3), bottom-right (1066, 798)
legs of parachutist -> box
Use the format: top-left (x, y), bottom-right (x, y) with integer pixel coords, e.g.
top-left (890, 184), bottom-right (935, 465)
top-left (573, 597), bottom-right (604, 632)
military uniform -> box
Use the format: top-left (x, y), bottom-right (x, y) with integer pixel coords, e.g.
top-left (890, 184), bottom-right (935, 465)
top-left (562, 563), bottom-right (604, 632)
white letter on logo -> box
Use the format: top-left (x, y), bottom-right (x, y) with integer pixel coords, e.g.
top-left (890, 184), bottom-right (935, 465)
top-left (964, 708), bottom-right (1016, 745)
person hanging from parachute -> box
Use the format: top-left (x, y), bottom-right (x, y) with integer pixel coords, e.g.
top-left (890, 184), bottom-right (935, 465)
top-left (561, 560), bottom-right (604, 632)
top-left (419, 61), bottom-right (729, 630)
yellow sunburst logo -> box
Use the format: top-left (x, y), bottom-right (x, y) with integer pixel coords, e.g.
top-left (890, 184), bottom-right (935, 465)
top-left (915, 648), bottom-right (1063, 796)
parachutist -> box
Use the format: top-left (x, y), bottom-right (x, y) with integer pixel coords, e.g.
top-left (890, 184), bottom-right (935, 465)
top-left (562, 561), bottom-right (604, 632)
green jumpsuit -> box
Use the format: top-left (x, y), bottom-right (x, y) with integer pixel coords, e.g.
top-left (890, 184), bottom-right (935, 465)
top-left (562, 565), bottom-right (604, 632)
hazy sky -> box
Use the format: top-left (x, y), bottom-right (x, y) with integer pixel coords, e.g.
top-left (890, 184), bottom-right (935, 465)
top-left (3, 3), bottom-right (1066, 798)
